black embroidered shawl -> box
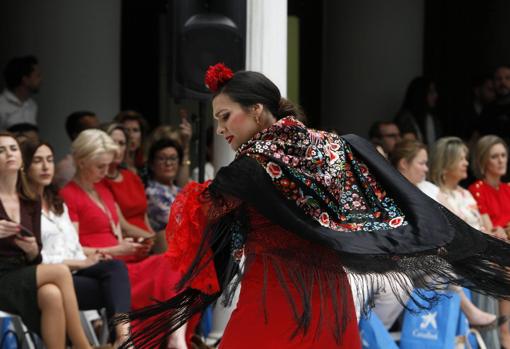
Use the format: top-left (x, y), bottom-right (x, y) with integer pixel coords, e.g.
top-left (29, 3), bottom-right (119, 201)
top-left (118, 117), bottom-right (510, 348)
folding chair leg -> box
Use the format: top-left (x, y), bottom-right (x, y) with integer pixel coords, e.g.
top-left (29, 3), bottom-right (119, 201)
top-left (79, 311), bottom-right (100, 346)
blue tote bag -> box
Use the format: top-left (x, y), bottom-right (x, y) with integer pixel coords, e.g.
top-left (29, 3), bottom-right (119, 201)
top-left (358, 311), bottom-right (399, 349)
top-left (400, 289), bottom-right (461, 349)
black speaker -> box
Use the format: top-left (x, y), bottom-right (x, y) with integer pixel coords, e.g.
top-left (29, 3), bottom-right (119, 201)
top-left (169, 0), bottom-right (246, 100)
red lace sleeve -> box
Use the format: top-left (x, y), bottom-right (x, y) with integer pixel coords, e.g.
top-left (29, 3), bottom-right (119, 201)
top-left (164, 181), bottom-right (220, 295)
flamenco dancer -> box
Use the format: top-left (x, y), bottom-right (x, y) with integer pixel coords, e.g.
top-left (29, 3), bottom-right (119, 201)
top-left (118, 64), bottom-right (510, 349)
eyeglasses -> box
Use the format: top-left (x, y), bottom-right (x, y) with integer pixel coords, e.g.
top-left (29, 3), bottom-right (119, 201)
top-left (155, 156), bottom-right (179, 165)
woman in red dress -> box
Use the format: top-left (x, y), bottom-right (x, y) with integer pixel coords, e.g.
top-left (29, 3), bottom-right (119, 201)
top-left (101, 123), bottom-right (166, 252)
top-left (60, 129), bottom-right (188, 348)
top-left (468, 135), bottom-right (510, 347)
top-left (114, 110), bottom-right (148, 173)
top-left (121, 65), bottom-right (510, 349)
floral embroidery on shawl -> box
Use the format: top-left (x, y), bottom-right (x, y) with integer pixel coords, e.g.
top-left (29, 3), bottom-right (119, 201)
top-left (236, 117), bottom-right (407, 232)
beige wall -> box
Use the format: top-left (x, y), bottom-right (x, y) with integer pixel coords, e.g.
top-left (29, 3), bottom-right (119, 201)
top-left (0, 0), bottom-right (121, 160)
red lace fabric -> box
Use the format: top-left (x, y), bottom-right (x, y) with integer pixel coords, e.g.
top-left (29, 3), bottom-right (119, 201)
top-left (245, 206), bottom-right (347, 275)
top-left (164, 181), bottom-right (220, 295)
top-left (220, 208), bottom-right (360, 348)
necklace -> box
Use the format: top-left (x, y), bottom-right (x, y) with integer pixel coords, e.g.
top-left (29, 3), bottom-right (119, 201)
top-left (73, 178), bottom-right (95, 193)
top-left (106, 169), bottom-right (120, 180)
top-left (74, 179), bottom-right (123, 240)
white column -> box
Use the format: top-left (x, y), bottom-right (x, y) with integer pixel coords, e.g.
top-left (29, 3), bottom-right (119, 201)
top-left (213, 0), bottom-right (288, 173)
top-left (207, 1), bottom-right (288, 343)
top-left (246, 0), bottom-right (288, 97)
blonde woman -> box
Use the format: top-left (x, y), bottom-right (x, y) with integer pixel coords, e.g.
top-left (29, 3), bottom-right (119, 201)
top-left (391, 139), bottom-right (499, 330)
top-left (429, 136), bottom-right (501, 347)
top-left (469, 135), bottom-right (510, 348)
top-left (59, 129), bottom-right (188, 349)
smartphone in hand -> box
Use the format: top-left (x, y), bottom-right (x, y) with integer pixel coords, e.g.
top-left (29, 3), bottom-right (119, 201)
top-left (17, 224), bottom-right (34, 238)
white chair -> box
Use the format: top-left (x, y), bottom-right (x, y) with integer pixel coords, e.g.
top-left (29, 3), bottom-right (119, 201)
top-left (79, 309), bottom-right (109, 346)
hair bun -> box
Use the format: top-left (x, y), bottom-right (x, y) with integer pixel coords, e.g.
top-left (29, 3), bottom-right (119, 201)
top-left (278, 98), bottom-right (307, 123)
top-left (204, 63), bottom-right (234, 93)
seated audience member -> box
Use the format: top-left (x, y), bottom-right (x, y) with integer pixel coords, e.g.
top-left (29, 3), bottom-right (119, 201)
top-left (368, 121), bottom-right (401, 158)
top-left (59, 129), bottom-right (187, 347)
top-left (144, 120), bottom-right (192, 187)
top-left (0, 132), bottom-right (92, 349)
top-left (114, 110), bottom-right (149, 173)
top-left (387, 140), bottom-right (498, 330)
top-left (102, 124), bottom-right (161, 252)
top-left (480, 65), bottom-right (510, 142)
top-left (429, 137), bottom-right (497, 235)
top-left (394, 76), bottom-right (442, 144)
top-left (469, 135), bottom-right (510, 348)
top-left (7, 122), bottom-right (39, 144)
top-left (457, 75), bottom-right (496, 142)
top-left (429, 137), bottom-right (500, 347)
top-left (145, 139), bottom-right (183, 233)
top-left (390, 139), bottom-right (444, 201)
top-left (23, 140), bottom-right (131, 347)
top-left (54, 111), bottom-right (99, 188)
top-left (0, 55), bottom-right (41, 130)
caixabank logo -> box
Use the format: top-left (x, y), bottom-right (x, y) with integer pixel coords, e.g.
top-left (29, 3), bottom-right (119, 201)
top-left (412, 311), bottom-right (439, 340)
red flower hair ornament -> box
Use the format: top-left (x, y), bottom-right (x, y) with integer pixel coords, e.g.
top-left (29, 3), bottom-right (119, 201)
top-left (204, 63), bottom-right (234, 93)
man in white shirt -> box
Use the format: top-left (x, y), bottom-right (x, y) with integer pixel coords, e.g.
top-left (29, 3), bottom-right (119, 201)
top-left (0, 55), bottom-right (42, 130)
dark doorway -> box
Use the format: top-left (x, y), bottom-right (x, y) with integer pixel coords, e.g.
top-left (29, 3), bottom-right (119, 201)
top-left (288, 0), bottom-right (323, 128)
top-left (121, 0), bottom-right (165, 128)
top-left (424, 1), bottom-right (510, 136)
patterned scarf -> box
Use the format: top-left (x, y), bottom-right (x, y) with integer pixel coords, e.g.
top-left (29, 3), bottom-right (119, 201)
top-left (236, 116), bottom-right (409, 233)
top-left (118, 116), bottom-right (510, 349)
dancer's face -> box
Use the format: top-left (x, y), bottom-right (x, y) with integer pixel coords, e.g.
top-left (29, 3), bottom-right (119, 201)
top-left (400, 148), bottom-right (429, 185)
top-left (212, 93), bottom-right (262, 151)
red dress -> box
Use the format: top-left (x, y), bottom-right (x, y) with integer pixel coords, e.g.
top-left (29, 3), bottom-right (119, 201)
top-left (468, 180), bottom-right (510, 228)
top-left (102, 169), bottom-right (149, 230)
top-left (165, 182), bottom-right (361, 349)
top-left (60, 181), bottom-right (181, 310)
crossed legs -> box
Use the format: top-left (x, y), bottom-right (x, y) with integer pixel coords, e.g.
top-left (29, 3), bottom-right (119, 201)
top-left (36, 264), bottom-right (91, 349)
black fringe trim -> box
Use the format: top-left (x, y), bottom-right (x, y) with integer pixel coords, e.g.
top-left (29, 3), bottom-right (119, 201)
top-left (113, 289), bottom-right (219, 349)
